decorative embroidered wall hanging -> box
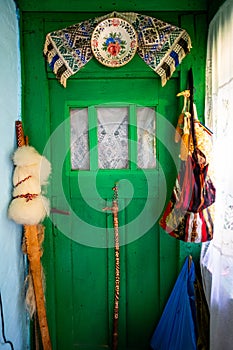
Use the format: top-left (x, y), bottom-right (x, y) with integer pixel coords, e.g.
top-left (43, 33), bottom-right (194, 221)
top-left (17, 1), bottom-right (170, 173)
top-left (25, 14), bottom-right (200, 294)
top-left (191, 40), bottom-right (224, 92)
top-left (43, 11), bottom-right (191, 87)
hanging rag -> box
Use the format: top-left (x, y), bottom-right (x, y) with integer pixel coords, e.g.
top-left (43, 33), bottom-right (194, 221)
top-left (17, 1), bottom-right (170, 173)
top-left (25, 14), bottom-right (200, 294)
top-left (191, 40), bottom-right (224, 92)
top-left (43, 11), bottom-right (191, 87)
top-left (150, 256), bottom-right (197, 350)
top-left (159, 70), bottom-right (216, 243)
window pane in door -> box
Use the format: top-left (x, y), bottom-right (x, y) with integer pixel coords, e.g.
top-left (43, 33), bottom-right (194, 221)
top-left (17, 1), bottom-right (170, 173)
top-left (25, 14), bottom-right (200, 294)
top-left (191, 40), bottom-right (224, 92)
top-left (70, 108), bottom-right (90, 170)
top-left (137, 107), bottom-right (156, 168)
top-left (97, 107), bottom-right (128, 169)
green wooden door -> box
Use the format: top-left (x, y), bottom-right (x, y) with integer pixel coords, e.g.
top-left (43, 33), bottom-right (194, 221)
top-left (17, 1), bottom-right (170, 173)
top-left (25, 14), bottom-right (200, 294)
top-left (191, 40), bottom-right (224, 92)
top-left (20, 10), bottom-right (207, 350)
top-left (45, 76), bottom-right (165, 350)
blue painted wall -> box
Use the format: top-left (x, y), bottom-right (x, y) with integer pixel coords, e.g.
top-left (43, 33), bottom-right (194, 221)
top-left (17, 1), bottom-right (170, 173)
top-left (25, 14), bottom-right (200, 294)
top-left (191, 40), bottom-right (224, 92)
top-left (0, 0), bottom-right (27, 349)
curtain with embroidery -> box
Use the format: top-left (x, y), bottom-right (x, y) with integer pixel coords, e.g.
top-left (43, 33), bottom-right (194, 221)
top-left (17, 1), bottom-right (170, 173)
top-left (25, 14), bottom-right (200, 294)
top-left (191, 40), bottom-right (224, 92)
top-left (201, 1), bottom-right (233, 349)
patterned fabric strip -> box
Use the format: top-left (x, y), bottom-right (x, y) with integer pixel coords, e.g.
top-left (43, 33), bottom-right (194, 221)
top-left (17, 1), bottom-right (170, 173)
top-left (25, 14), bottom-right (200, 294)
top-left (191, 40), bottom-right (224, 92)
top-left (43, 11), bottom-right (191, 87)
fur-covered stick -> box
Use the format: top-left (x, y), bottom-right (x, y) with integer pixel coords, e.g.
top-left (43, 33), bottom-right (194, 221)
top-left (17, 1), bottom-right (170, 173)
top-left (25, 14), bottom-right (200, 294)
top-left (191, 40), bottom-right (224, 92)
top-left (8, 121), bottom-right (52, 350)
top-left (8, 145), bottom-right (51, 225)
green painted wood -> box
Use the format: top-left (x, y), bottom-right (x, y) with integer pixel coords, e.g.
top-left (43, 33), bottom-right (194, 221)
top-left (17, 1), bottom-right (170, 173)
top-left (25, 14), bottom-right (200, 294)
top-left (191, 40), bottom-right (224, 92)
top-left (179, 13), bottom-right (208, 122)
top-left (156, 77), bottom-right (181, 311)
top-left (45, 73), bottom-right (161, 349)
top-left (48, 77), bottom-right (159, 106)
top-left (17, 0), bottom-right (208, 12)
top-left (20, 7), bottom-right (208, 349)
top-left (70, 202), bottom-right (109, 348)
top-left (20, 16), bottom-right (51, 153)
top-left (53, 231), bottom-right (73, 350)
top-left (20, 15), bottom-right (58, 349)
top-left (207, 0), bottom-right (226, 22)
top-left (125, 216), bottom-right (159, 349)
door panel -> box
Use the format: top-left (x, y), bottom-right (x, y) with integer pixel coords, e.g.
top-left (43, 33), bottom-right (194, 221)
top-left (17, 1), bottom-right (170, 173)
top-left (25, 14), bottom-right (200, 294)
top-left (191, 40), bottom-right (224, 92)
top-left (47, 75), bottom-right (161, 348)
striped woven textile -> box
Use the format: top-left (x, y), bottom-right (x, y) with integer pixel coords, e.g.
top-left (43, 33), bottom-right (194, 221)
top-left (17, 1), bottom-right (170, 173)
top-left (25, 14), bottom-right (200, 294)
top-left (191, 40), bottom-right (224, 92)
top-left (43, 11), bottom-right (191, 87)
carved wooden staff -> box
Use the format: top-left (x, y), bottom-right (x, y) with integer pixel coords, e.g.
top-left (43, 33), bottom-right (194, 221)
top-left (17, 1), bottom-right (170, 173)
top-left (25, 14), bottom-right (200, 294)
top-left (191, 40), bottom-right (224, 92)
top-left (15, 121), bottom-right (52, 350)
top-left (103, 185), bottom-right (120, 350)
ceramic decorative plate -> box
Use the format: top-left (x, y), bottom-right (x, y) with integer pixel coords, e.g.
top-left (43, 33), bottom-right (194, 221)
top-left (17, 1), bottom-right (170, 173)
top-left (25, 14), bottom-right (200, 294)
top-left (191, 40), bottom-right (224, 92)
top-left (91, 17), bottom-right (138, 68)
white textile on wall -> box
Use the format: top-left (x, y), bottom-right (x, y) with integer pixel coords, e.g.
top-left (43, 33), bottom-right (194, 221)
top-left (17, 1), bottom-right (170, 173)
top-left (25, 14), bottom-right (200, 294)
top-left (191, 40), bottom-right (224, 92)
top-left (201, 1), bottom-right (233, 348)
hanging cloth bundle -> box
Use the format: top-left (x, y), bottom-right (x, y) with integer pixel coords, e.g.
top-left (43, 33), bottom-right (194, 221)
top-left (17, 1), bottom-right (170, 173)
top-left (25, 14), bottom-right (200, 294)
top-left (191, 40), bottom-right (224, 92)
top-left (160, 69), bottom-right (216, 242)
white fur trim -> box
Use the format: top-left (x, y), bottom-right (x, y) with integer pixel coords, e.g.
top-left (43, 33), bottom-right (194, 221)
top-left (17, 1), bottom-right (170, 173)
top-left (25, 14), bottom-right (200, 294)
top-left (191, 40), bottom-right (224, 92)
top-left (9, 145), bottom-right (51, 225)
top-left (8, 195), bottom-right (50, 225)
top-left (13, 146), bottom-right (42, 167)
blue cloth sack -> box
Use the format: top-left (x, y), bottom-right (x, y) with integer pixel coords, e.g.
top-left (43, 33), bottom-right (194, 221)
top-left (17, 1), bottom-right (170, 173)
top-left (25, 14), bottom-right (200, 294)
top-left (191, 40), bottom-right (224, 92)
top-left (150, 256), bottom-right (197, 350)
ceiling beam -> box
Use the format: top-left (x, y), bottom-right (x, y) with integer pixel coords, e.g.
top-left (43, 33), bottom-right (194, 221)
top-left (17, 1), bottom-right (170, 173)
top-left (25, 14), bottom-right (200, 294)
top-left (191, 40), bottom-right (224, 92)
top-left (17, 0), bottom-right (207, 12)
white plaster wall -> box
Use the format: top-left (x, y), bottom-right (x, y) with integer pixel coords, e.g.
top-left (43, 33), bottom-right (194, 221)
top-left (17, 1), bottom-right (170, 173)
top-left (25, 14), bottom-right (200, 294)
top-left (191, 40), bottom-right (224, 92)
top-left (0, 0), bottom-right (27, 349)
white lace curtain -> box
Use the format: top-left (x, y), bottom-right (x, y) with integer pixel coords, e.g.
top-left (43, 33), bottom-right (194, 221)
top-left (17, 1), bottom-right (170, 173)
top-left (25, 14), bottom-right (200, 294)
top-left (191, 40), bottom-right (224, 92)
top-left (201, 1), bottom-right (233, 348)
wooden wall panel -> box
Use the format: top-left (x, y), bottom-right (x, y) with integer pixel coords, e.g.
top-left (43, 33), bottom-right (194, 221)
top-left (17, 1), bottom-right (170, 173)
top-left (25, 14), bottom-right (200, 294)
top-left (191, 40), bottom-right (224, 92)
top-left (17, 0), bottom-right (207, 12)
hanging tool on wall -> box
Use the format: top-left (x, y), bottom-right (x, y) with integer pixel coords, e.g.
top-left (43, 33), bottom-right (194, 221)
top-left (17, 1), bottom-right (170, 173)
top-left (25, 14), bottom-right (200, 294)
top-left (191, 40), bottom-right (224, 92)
top-left (8, 121), bottom-right (52, 350)
top-left (103, 184), bottom-right (120, 350)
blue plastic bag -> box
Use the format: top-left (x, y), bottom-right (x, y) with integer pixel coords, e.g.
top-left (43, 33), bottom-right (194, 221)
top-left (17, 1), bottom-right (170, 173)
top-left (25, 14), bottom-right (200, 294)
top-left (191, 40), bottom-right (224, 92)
top-left (151, 256), bottom-right (197, 350)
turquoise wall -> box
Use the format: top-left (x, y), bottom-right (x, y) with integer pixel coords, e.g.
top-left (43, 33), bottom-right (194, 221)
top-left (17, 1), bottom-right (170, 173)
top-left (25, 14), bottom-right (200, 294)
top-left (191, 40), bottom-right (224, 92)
top-left (0, 0), bottom-right (27, 348)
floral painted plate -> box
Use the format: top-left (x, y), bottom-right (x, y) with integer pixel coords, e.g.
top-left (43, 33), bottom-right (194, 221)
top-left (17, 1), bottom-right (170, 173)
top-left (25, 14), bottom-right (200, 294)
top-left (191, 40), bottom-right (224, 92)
top-left (91, 17), bottom-right (138, 68)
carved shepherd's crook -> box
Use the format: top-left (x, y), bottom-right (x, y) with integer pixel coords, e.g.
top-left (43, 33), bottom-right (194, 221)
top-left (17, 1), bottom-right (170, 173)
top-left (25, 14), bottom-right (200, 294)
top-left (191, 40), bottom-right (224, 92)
top-left (103, 185), bottom-right (120, 350)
